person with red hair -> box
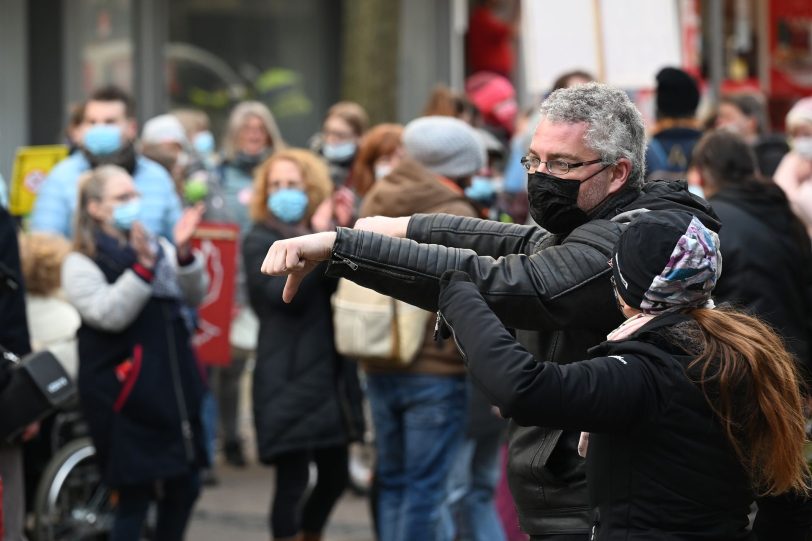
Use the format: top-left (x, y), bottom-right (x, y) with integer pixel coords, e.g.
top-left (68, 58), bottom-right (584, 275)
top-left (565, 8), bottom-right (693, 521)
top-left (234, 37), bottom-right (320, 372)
top-left (349, 124), bottom-right (404, 198)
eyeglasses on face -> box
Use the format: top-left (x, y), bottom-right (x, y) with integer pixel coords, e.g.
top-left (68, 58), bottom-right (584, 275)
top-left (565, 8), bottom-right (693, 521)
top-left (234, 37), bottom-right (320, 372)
top-left (520, 155), bottom-right (603, 175)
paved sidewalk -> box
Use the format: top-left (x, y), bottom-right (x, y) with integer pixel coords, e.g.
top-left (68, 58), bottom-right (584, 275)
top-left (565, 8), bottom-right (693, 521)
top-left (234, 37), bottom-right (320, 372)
top-left (188, 364), bottom-right (374, 540)
top-left (187, 463), bottom-right (374, 541)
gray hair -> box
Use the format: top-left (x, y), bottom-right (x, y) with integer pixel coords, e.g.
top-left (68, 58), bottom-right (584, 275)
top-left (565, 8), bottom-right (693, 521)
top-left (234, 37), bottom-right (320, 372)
top-left (221, 101), bottom-right (286, 161)
top-left (540, 82), bottom-right (646, 188)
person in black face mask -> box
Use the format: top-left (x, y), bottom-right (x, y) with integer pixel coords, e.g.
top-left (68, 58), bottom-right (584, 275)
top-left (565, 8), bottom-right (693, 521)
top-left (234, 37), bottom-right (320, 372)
top-left (257, 82), bottom-right (722, 541)
top-left (524, 155), bottom-right (611, 234)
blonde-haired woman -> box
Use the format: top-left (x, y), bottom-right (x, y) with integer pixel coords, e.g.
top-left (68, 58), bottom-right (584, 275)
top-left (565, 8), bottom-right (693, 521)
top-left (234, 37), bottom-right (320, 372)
top-left (18, 232), bottom-right (80, 377)
top-left (213, 100), bottom-right (286, 468)
top-left (61, 165), bottom-right (208, 540)
top-left (242, 149), bottom-right (364, 541)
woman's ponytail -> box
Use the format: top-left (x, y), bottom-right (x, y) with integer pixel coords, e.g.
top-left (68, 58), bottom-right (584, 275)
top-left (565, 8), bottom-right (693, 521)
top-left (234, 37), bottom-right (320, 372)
top-left (688, 307), bottom-right (810, 496)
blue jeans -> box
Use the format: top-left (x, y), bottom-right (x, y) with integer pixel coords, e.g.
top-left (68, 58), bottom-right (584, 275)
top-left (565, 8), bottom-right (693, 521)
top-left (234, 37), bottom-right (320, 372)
top-left (200, 389), bottom-right (218, 464)
top-left (440, 432), bottom-right (507, 541)
top-left (366, 373), bottom-right (467, 541)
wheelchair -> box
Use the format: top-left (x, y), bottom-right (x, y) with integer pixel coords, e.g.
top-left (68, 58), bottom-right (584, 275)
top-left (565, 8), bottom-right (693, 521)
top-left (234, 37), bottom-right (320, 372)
top-left (24, 403), bottom-right (113, 541)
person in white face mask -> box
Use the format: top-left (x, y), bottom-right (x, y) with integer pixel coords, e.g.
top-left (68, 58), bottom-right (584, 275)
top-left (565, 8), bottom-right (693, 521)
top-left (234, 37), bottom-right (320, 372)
top-left (347, 123), bottom-right (404, 199)
top-left (774, 97), bottom-right (812, 237)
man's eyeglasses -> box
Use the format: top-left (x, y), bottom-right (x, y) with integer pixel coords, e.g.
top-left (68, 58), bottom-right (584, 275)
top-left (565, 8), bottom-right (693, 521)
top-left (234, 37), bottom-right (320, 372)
top-left (520, 155), bottom-right (603, 176)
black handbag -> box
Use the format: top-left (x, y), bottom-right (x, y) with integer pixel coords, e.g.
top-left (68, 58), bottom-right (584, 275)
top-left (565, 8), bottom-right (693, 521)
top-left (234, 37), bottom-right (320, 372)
top-left (0, 347), bottom-right (76, 442)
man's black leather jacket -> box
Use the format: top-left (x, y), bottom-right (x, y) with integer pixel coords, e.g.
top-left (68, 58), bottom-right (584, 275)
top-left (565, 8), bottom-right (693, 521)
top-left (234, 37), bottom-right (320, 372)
top-left (325, 180), bottom-right (719, 536)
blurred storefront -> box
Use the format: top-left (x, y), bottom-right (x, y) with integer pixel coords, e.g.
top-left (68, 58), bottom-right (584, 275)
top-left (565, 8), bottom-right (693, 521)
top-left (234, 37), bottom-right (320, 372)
top-left (520, 0), bottom-right (812, 131)
top-left (0, 0), bottom-right (466, 182)
top-left (2, 0), bottom-right (810, 182)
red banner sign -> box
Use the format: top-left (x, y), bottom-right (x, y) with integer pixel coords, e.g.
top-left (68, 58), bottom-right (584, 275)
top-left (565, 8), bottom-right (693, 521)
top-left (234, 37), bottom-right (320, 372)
top-left (191, 222), bottom-right (239, 366)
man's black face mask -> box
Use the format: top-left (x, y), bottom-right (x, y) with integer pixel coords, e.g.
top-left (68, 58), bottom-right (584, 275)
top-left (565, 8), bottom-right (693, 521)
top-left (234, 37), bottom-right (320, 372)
top-left (527, 165), bottom-right (610, 234)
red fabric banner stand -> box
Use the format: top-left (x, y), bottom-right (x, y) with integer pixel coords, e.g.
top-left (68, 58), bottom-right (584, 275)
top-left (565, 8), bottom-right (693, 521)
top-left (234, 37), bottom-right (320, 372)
top-left (191, 222), bottom-right (239, 367)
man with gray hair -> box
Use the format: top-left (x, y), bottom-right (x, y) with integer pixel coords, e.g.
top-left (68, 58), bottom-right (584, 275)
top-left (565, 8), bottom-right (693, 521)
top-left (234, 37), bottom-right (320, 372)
top-left (260, 83), bottom-right (719, 539)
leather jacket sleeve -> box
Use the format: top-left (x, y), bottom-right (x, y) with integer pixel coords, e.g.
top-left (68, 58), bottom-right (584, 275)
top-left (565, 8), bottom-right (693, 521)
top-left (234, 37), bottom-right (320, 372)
top-left (326, 219), bottom-right (625, 332)
top-left (437, 279), bottom-right (656, 431)
top-left (407, 213), bottom-right (550, 257)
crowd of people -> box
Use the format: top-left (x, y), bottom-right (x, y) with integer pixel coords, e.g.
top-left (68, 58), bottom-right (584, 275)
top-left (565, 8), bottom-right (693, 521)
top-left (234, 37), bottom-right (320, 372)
top-left (0, 40), bottom-right (811, 541)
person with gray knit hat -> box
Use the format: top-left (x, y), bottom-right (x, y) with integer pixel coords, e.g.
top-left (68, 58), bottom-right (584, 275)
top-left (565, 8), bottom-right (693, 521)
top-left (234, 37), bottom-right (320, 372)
top-left (403, 115), bottom-right (486, 181)
top-left (351, 115), bottom-right (483, 540)
top-left (435, 208), bottom-right (811, 540)
top-left (258, 82), bottom-right (726, 539)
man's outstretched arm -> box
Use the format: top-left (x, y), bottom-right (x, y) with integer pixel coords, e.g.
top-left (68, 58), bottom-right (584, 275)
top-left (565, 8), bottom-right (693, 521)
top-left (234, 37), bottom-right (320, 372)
top-left (261, 220), bottom-right (624, 332)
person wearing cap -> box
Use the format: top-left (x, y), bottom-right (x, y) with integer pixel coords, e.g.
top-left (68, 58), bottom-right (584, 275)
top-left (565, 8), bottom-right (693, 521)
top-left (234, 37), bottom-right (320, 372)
top-left (31, 86), bottom-right (182, 240)
top-left (259, 82), bottom-right (720, 539)
top-left (775, 97), bottom-right (812, 238)
top-left (140, 113), bottom-right (194, 198)
top-left (355, 116), bottom-right (481, 541)
top-left (435, 209), bottom-right (811, 540)
top-left (645, 67), bottom-right (703, 181)
top-left (465, 71), bottom-right (518, 144)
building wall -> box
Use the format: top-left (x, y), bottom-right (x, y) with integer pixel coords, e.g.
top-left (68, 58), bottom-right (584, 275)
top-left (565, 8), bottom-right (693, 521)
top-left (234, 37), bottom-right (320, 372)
top-left (0, 0), bottom-right (28, 183)
top-left (397, 0), bottom-right (454, 123)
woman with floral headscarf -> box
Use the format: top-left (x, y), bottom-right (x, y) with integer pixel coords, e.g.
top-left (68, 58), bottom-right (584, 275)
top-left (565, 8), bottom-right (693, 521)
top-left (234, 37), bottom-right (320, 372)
top-left (436, 209), bottom-right (811, 540)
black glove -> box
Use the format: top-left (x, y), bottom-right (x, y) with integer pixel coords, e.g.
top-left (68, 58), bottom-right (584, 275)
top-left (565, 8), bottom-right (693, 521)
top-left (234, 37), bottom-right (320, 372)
top-left (439, 269), bottom-right (474, 291)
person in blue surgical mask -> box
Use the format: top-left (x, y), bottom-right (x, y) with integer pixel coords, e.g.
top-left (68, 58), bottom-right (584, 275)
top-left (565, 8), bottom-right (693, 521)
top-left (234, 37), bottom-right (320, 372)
top-left (61, 164), bottom-right (208, 541)
top-left (205, 101), bottom-right (286, 470)
top-left (313, 101), bottom-right (369, 187)
top-left (242, 148), bottom-right (364, 541)
top-left (30, 86), bottom-right (182, 240)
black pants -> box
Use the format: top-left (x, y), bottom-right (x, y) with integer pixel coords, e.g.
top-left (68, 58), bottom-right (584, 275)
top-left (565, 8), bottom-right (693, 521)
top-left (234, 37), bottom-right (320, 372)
top-left (111, 471), bottom-right (201, 541)
top-left (270, 445), bottom-right (349, 538)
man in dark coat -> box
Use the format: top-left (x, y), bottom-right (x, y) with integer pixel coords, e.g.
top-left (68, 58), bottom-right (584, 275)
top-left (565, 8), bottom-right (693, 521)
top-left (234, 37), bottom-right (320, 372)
top-left (688, 130), bottom-right (812, 540)
top-left (259, 82), bottom-right (721, 539)
top-left (689, 129), bottom-right (812, 385)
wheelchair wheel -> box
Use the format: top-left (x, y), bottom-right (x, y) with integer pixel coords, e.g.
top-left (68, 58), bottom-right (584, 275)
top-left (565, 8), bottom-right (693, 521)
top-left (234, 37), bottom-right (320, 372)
top-left (33, 437), bottom-right (113, 541)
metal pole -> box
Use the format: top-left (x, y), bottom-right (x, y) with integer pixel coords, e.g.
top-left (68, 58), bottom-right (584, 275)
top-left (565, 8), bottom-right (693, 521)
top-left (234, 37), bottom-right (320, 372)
top-left (133, 0), bottom-right (168, 126)
top-left (706, 0), bottom-right (725, 109)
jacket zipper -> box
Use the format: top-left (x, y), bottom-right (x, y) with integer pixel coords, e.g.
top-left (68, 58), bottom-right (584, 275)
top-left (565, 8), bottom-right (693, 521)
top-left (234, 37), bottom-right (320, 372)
top-left (434, 311), bottom-right (467, 361)
top-left (334, 255), bottom-right (358, 270)
top-left (332, 254), bottom-right (417, 281)
top-left (163, 304), bottom-right (196, 463)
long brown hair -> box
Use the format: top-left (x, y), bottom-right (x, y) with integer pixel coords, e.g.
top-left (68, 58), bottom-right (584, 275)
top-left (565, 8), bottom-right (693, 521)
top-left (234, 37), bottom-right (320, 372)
top-left (685, 307), bottom-right (810, 496)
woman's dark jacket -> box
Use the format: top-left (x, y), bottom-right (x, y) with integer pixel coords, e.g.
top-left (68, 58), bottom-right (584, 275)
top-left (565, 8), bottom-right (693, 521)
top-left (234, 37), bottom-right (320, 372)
top-left (243, 220), bottom-right (364, 464)
top-left (439, 277), bottom-right (762, 540)
top-left (710, 182), bottom-right (812, 388)
top-left (322, 180), bottom-right (720, 535)
top-left (0, 206), bottom-right (30, 390)
top-left (70, 237), bottom-right (207, 488)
